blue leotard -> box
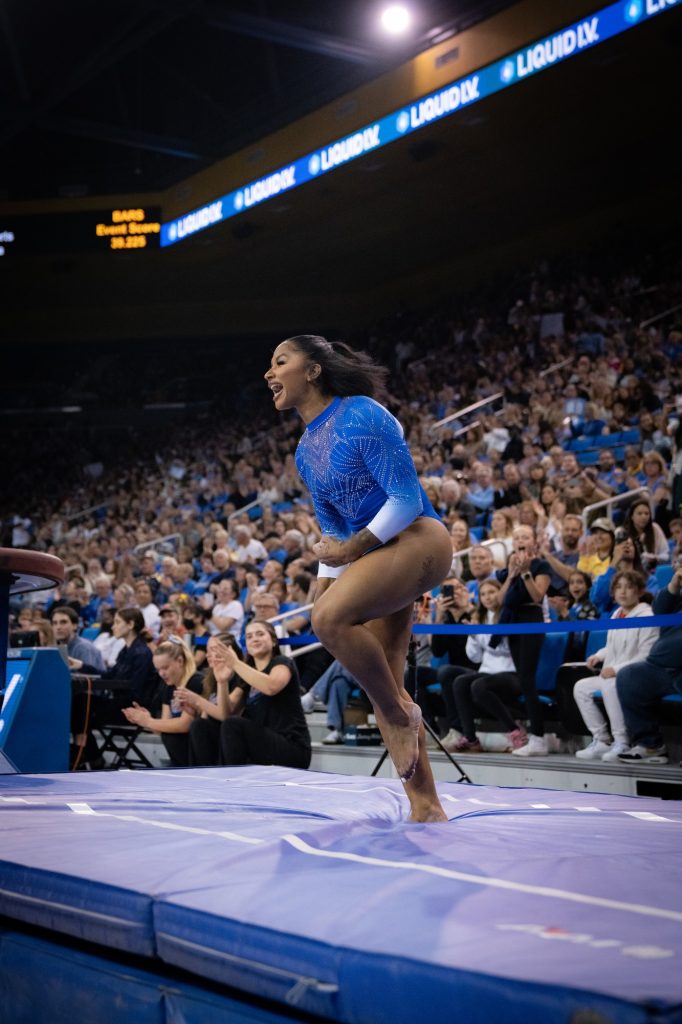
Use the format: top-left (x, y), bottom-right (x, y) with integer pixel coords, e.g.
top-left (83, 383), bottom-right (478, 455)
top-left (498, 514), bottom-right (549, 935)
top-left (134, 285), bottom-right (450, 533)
top-left (295, 395), bottom-right (440, 577)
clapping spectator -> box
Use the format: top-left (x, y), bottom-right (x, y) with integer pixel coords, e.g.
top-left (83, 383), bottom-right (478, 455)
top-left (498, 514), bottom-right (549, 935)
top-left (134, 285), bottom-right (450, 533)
top-left (122, 637), bottom-right (204, 767)
top-left (180, 634), bottom-right (245, 765)
top-left (495, 524), bottom-right (551, 757)
top-left (208, 620), bottom-right (311, 768)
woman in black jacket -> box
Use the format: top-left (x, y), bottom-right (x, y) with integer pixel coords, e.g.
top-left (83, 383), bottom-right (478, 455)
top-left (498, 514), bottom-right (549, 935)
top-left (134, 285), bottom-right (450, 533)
top-left (70, 608), bottom-right (160, 768)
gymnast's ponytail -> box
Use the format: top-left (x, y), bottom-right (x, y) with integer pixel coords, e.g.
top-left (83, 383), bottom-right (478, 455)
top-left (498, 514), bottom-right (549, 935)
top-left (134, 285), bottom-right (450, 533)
top-left (284, 334), bottom-right (389, 402)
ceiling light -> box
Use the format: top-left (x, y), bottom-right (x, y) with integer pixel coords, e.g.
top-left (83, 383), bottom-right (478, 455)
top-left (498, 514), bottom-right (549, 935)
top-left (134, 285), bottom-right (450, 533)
top-left (380, 5), bottom-right (411, 35)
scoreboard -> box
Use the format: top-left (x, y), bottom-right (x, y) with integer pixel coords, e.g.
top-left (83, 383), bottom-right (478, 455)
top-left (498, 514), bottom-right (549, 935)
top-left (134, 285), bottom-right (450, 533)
top-left (0, 207), bottom-right (160, 256)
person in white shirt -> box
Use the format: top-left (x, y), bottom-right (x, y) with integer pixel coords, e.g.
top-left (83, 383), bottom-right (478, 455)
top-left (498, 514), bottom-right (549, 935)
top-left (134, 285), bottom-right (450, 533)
top-left (134, 580), bottom-right (161, 638)
top-left (447, 579), bottom-right (526, 753)
top-left (211, 579), bottom-right (245, 638)
top-left (232, 525), bottom-right (268, 565)
top-left (92, 606), bottom-right (125, 668)
top-left (573, 570), bottom-right (659, 761)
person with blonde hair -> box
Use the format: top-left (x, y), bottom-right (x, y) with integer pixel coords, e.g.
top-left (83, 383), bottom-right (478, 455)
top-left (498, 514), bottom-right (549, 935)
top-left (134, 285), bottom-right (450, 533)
top-left (176, 633), bottom-right (245, 766)
top-left (123, 636), bottom-right (204, 766)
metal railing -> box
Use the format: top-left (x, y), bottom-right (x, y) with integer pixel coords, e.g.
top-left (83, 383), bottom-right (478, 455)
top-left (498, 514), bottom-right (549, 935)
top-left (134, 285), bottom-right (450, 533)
top-left (431, 356), bottom-right (574, 433)
top-left (452, 419), bottom-right (480, 438)
top-left (539, 356), bottom-right (573, 378)
top-left (66, 501), bottom-right (113, 524)
top-left (269, 602), bottom-right (313, 626)
top-left (227, 499), bottom-right (262, 522)
top-left (431, 392), bottom-right (503, 431)
top-left (581, 487), bottom-right (650, 529)
top-left (133, 533), bottom-right (182, 557)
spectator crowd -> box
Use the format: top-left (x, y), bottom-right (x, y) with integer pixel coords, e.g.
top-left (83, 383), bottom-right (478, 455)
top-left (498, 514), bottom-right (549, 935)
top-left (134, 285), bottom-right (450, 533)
top-left (4, 248), bottom-right (682, 769)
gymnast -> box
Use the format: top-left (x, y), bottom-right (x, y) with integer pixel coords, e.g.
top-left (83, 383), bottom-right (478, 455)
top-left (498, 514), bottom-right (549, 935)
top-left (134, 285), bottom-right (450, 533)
top-left (265, 334), bottom-right (452, 822)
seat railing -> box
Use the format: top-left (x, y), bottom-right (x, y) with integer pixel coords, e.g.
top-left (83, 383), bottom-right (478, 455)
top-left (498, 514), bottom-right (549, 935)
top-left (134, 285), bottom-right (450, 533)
top-left (431, 392), bottom-right (503, 431)
top-left (227, 499), bottom-right (262, 522)
top-left (133, 533), bottom-right (182, 556)
top-left (581, 487), bottom-right (650, 529)
top-left (269, 602), bottom-right (313, 626)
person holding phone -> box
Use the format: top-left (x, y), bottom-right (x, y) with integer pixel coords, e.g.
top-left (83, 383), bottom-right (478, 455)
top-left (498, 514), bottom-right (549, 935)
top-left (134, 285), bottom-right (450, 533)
top-left (442, 578), bottom-right (524, 753)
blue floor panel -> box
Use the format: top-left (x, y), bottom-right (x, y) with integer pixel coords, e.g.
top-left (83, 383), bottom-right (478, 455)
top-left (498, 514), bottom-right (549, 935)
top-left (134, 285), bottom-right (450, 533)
top-left (1, 766), bottom-right (681, 1024)
top-left (0, 929), bottom-right (307, 1024)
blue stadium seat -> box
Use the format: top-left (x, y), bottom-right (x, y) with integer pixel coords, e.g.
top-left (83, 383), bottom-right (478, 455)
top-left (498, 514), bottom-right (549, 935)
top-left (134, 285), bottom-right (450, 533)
top-left (565, 438), bottom-right (592, 452)
top-left (80, 626), bottom-right (100, 641)
top-left (585, 629), bottom-right (608, 658)
top-left (534, 633), bottom-right (568, 692)
top-left (654, 564), bottom-right (674, 590)
top-left (620, 428), bottom-right (641, 444)
top-left (470, 526), bottom-right (484, 542)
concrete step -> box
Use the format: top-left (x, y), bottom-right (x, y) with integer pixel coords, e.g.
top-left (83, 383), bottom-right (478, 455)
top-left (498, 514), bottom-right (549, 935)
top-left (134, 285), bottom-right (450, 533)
top-left (310, 743), bottom-right (682, 798)
top-left (98, 727), bottom-right (682, 800)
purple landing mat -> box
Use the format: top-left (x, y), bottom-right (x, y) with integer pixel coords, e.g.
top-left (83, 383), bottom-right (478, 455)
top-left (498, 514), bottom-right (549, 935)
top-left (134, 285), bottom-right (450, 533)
top-left (1, 767), bottom-right (681, 1024)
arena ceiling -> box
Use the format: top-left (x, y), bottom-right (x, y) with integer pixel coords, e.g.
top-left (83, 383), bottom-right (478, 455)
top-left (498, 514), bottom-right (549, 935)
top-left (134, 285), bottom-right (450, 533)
top-left (1, 1), bottom-right (681, 342)
top-left (0, 0), bottom-right (518, 201)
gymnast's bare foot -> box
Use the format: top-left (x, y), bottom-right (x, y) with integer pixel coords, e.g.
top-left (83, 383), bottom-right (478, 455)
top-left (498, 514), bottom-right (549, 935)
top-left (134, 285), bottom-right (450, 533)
top-left (407, 802), bottom-right (448, 823)
top-left (375, 700), bottom-right (422, 783)
top-left (404, 721), bottom-right (448, 822)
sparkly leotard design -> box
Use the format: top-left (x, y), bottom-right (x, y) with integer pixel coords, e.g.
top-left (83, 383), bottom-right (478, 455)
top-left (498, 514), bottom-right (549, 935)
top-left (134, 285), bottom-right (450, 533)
top-left (296, 396), bottom-right (438, 574)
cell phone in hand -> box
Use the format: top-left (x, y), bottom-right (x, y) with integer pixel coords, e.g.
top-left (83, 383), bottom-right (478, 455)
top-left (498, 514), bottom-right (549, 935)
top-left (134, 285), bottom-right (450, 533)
top-left (442, 584), bottom-right (454, 599)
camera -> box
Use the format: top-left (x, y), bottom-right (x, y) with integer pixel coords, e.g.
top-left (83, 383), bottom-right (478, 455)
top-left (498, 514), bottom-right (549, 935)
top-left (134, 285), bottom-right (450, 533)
top-left (614, 527), bottom-right (628, 543)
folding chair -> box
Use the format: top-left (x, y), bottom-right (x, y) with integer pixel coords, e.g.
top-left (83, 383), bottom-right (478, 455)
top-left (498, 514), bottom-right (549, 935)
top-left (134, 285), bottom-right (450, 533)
top-left (95, 723), bottom-right (154, 769)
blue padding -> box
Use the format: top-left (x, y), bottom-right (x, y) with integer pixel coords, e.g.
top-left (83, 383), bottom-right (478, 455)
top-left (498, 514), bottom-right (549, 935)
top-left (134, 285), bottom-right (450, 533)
top-left (0, 861), bottom-right (154, 955)
top-left (0, 930), bottom-right (162, 1023)
top-left (0, 929), bottom-right (300, 1024)
top-left (1, 767), bottom-right (682, 1024)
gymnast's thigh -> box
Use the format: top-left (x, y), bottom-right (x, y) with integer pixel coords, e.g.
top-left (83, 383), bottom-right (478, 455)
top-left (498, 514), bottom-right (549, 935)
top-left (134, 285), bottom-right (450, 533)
top-left (316, 517), bottom-right (451, 625)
